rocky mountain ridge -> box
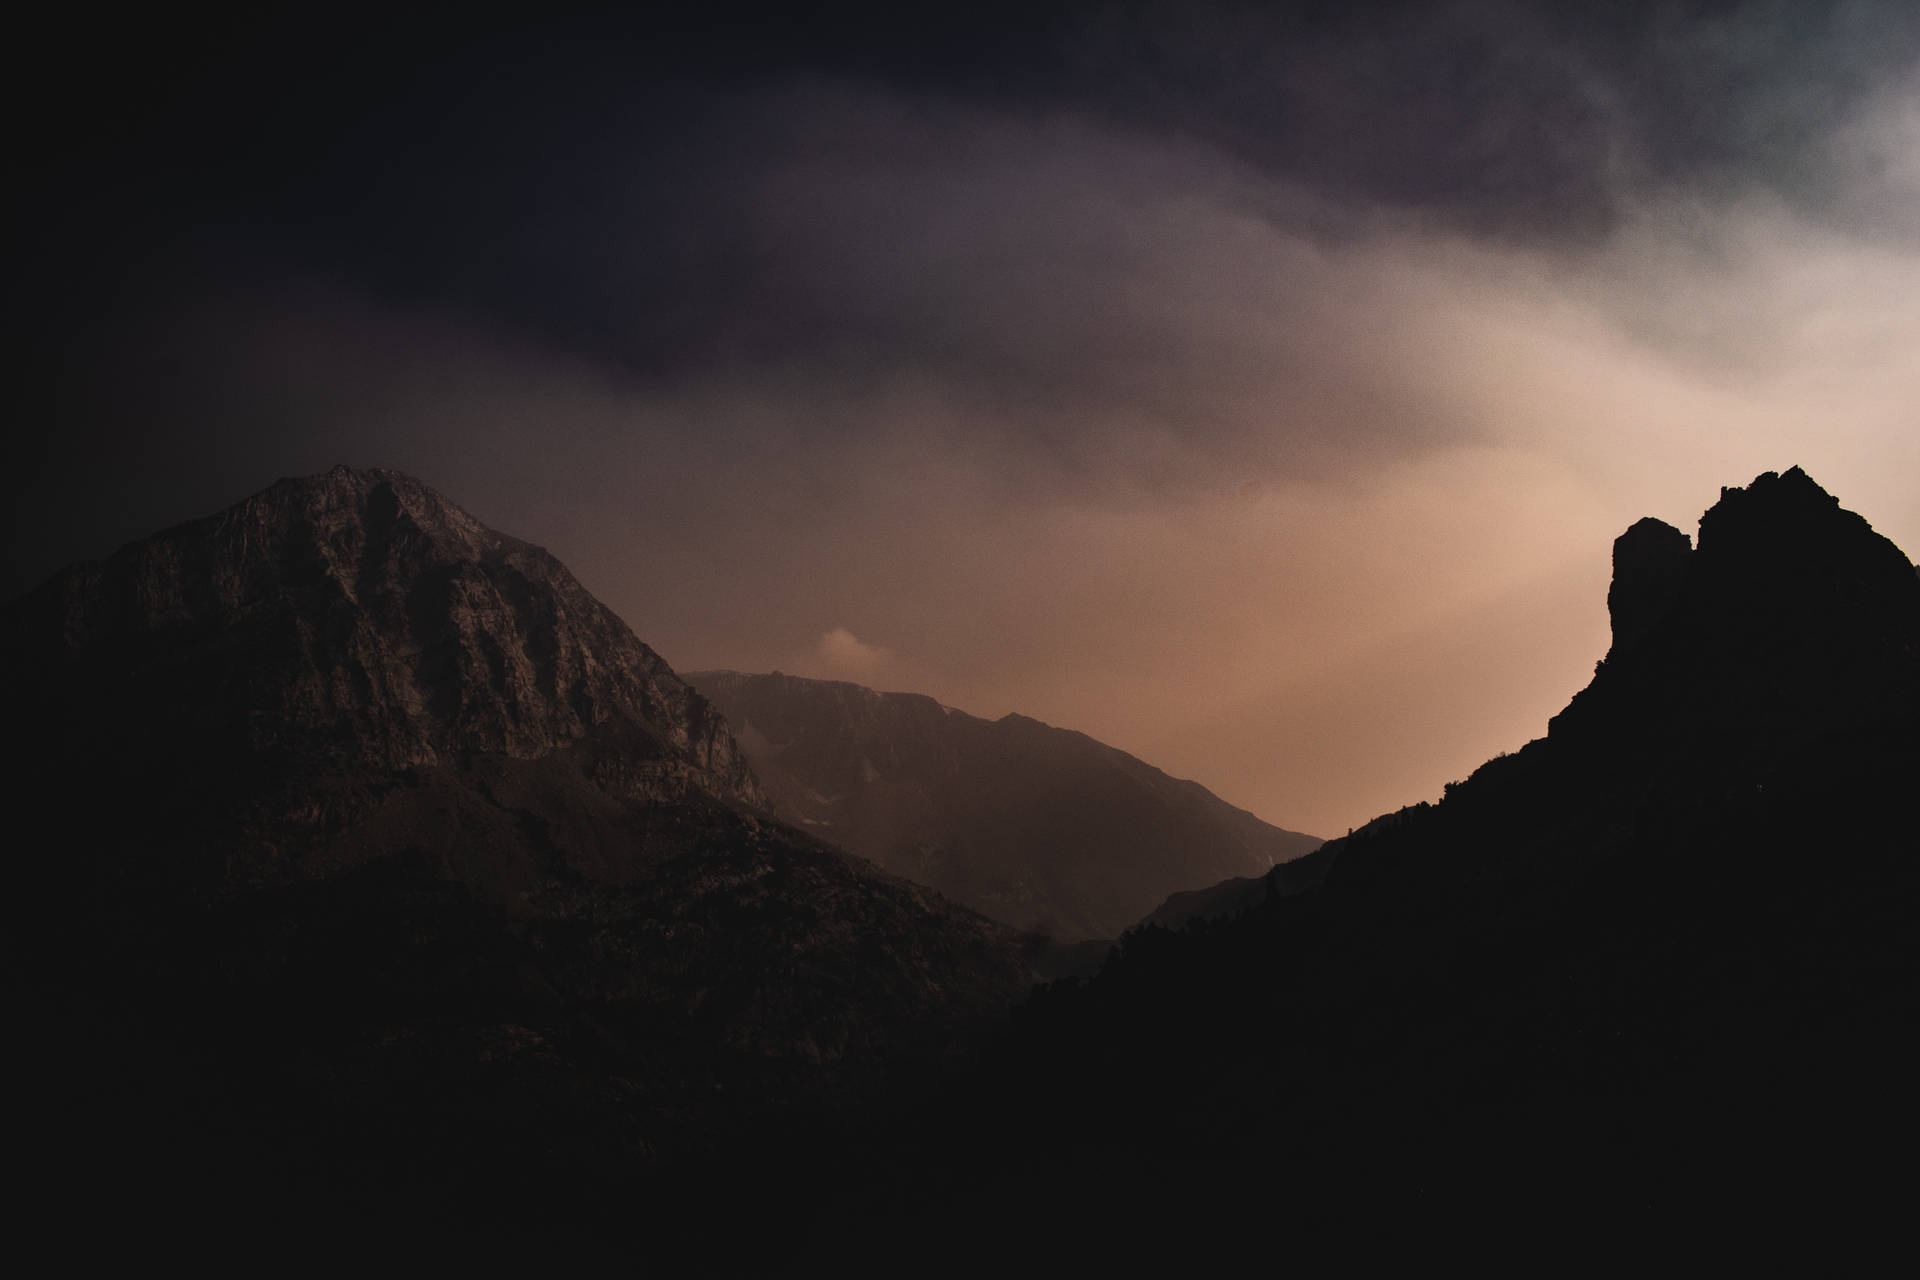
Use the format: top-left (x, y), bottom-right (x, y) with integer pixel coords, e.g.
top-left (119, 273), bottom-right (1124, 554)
top-left (7, 467), bottom-right (1038, 1238)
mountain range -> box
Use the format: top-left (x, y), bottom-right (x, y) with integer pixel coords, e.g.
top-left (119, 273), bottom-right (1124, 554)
top-left (11, 462), bottom-right (1916, 1250)
top-left (686, 670), bottom-right (1321, 940)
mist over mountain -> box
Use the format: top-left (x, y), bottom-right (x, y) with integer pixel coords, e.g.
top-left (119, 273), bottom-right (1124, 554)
top-left (6, 467), bottom-right (1036, 1239)
top-left (687, 670), bottom-right (1321, 940)
top-left (841, 467), bottom-right (1920, 1238)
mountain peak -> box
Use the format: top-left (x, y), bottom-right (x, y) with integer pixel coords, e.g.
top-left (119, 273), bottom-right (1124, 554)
top-left (1700, 465), bottom-right (1844, 554)
top-left (1692, 466), bottom-right (1918, 610)
top-left (9, 467), bottom-right (760, 818)
top-left (1554, 466), bottom-right (1919, 749)
top-left (248, 465), bottom-right (508, 563)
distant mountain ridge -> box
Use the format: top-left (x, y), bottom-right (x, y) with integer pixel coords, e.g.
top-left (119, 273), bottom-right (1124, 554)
top-left (687, 669), bottom-right (1322, 940)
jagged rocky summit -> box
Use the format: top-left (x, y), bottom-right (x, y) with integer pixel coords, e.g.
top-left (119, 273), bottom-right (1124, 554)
top-left (1158, 466), bottom-right (1920, 932)
top-left (871, 467), bottom-right (1920, 1236)
top-left (687, 669), bottom-right (1323, 940)
top-left (7, 466), bottom-right (1035, 1235)
top-left (1549, 464), bottom-right (1920, 755)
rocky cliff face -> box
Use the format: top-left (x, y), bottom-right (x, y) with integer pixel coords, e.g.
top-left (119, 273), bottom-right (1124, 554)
top-left (11, 466), bottom-right (758, 807)
top-left (687, 670), bottom-right (1322, 940)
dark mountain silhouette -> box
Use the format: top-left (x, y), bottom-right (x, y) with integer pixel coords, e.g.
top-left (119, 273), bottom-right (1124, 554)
top-left (6, 467), bottom-right (1036, 1240)
top-left (831, 467), bottom-right (1920, 1241)
top-left (1141, 842), bottom-right (1336, 930)
top-left (685, 670), bottom-right (1323, 940)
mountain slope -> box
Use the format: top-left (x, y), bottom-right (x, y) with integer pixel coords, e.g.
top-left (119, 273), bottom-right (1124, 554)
top-left (6, 467), bottom-right (1035, 1235)
top-left (686, 670), bottom-right (1322, 939)
top-left (847, 467), bottom-right (1920, 1236)
top-left (1141, 842), bottom-right (1337, 930)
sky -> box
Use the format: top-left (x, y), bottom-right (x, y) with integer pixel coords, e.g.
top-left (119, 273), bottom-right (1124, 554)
top-left (9, 1), bottom-right (1918, 838)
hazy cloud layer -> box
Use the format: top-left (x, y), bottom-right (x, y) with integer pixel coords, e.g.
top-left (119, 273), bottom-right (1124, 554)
top-left (9, 3), bottom-right (1918, 836)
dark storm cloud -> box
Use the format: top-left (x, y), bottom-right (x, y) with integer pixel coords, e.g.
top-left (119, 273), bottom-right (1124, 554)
top-left (1067, 2), bottom-right (1920, 235)
top-left (281, 2), bottom-right (1914, 368)
top-left (27, 2), bottom-right (1913, 379)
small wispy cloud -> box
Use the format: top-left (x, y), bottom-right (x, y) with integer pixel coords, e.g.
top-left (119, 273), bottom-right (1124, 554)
top-left (812, 627), bottom-right (894, 681)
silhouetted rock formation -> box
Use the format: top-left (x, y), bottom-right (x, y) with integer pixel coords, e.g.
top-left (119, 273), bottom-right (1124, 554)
top-left (686, 670), bottom-right (1322, 940)
top-left (842, 467), bottom-right (1920, 1241)
top-left (1143, 843), bottom-right (1336, 930)
top-left (6, 468), bottom-right (1033, 1238)
top-left (1606, 515), bottom-right (1691, 657)
top-left (1549, 465), bottom-right (1920, 753)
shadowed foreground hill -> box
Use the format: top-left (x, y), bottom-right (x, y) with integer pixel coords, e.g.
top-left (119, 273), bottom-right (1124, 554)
top-left (5, 467), bottom-right (1034, 1238)
top-left (842, 468), bottom-right (1920, 1239)
top-left (687, 670), bottom-right (1322, 940)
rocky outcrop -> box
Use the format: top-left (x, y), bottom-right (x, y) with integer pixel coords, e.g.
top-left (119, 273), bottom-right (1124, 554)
top-left (1550, 466), bottom-right (1920, 752)
top-left (687, 670), bottom-right (1322, 940)
top-left (1606, 516), bottom-right (1691, 658)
